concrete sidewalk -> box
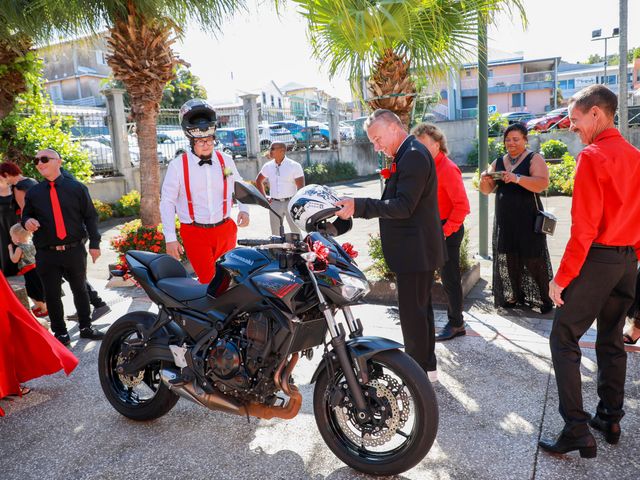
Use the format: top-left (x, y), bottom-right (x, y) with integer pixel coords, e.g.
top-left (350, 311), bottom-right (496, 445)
top-left (1, 274), bottom-right (639, 480)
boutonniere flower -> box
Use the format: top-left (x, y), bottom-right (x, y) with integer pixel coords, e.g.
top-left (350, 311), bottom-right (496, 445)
top-left (223, 167), bottom-right (233, 178)
top-left (379, 162), bottom-right (397, 179)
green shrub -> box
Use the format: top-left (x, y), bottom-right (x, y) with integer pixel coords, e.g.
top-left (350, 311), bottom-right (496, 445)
top-left (488, 112), bottom-right (508, 137)
top-left (367, 233), bottom-right (394, 280)
top-left (540, 139), bottom-right (569, 159)
top-left (93, 199), bottom-right (113, 221)
top-left (547, 153), bottom-right (576, 195)
top-left (467, 137), bottom-right (506, 166)
top-left (113, 190), bottom-right (141, 217)
top-left (304, 161), bottom-right (357, 184)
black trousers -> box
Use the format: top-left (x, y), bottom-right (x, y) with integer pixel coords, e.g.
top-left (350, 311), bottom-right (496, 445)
top-left (35, 244), bottom-right (92, 335)
top-left (550, 246), bottom-right (637, 436)
top-left (86, 281), bottom-right (104, 307)
top-left (24, 268), bottom-right (45, 302)
top-left (441, 225), bottom-right (464, 327)
top-left (396, 270), bottom-right (436, 372)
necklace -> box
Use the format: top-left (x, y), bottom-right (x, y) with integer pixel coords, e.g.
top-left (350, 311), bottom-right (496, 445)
top-left (508, 151), bottom-right (525, 166)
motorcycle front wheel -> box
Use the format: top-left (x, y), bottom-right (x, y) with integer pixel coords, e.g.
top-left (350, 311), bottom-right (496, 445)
top-left (98, 312), bottom-right (179, 421)
top-left (313, 349), bottom-right (438, 476)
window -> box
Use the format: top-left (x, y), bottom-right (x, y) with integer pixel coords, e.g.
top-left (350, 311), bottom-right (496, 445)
top-left (558, 79), bottom-right (575, 90)
top-left (270, 95), bottom-right (275, 107)
top-left (465, 70), bottom-right (471, 77)
top-left (278, 98), bottom-right (282, 108)
top-left (599, 75), bottom-right (616, 84)
top-left (488, 69), bottom-right (494, 78)
top-left (95, 50), bottom-right (107, 65)
top-left (262, 92), bottom-right (267, 104)
top-left (512, 92), bottom-right (526, 107)
top-left (461, 96), bottom-right (477, 109)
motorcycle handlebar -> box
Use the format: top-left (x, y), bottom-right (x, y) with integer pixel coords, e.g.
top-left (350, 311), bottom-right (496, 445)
top-left (237, 238), bottom-right (277, 246)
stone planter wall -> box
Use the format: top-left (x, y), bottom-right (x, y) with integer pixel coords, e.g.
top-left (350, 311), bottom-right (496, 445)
top-left (365, 262), bottom-right (481, 306)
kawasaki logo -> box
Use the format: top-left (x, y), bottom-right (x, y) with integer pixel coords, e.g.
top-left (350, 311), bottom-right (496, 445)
top-left (228, 252), bottom-right (254, 266)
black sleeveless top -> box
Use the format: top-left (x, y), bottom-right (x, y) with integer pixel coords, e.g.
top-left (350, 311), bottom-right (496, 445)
top-left (493, 152), bottom-right (547, 257)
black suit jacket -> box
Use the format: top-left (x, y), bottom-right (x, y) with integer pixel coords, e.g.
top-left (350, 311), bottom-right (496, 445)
top-left (354, 135), bottom-right (446, 273)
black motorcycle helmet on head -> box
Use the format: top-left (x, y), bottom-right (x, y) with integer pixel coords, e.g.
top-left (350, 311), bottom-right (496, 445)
top-left (179, 99), bottom-right (217, 139)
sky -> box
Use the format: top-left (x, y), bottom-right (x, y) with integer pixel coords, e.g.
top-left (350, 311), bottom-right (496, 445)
top-left (174, 0), bottom-right (640, 104)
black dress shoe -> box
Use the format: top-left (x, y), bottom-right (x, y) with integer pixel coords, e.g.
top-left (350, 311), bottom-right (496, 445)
top-left (589, 415), bottom-right (621, 444)
top-left (540, 303), bottom-right (554, 314)
top-left (436, 324), bottom-right (466, 342)
top-left (79, 327), bottom-right (105, 340)
top-left (91, 304), bottom-right (111, 321)
top-left (538, 431), bottom-right (597, 458)
top-left (55, 333), bottom-right (71, 346)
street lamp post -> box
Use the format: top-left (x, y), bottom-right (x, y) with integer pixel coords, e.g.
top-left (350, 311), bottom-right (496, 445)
top-left (591, 28), bottom-right (619, 85)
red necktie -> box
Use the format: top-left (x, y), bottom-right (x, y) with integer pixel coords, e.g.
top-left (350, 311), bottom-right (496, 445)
top-left (49, 181), bottom-right (67, 240)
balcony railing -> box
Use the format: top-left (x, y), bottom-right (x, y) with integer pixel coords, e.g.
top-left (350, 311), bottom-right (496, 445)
top-left (460, 71), bottom-right (554, 90)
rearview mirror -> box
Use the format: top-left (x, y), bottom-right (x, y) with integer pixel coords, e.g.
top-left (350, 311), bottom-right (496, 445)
top-left (234, 181), bottom-right (271, 210)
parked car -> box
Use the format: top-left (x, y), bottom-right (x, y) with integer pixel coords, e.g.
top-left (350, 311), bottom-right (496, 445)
top-left (501, 112), bottom-right (536, 126)
top-left (77, 140), bottom-right (114, 174)
top-left (339, 121), bottom-right (355, 141)
top-left (257, 124), bottom-right (297, 151)
top-left (271, 120), bottom-right (329, 149)
top-left (216, 127), bottom-right (247, 158)
top-left (156, 132), bottom-right (189, 160)
top-left (526, 108), bottom-right (570, 132)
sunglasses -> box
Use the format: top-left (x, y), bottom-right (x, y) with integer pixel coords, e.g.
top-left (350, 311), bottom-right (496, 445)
top-left (34, 156), bottom-right (59, 165)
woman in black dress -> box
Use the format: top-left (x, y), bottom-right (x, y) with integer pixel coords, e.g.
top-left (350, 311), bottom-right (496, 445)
top-left (479, 123), bottom-right (553, 313)
top-left (0, 175), bottom-right (18, 276)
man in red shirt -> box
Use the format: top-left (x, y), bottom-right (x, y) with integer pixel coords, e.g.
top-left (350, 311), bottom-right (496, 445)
top-left (539, 85), bottom-right (640, 458)
top-left (412, 123), bottom-right (470, 341)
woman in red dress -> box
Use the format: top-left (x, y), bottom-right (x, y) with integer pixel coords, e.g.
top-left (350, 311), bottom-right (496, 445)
top-left (0, 271), bottom-right (78, 416)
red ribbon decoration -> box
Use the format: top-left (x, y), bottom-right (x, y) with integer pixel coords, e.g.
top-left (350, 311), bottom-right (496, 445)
top-left (341, 242), bottom-right (358, 259)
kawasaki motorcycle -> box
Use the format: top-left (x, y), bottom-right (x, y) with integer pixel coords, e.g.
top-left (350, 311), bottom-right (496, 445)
top-left (98, 182), bottom-right (438, 476)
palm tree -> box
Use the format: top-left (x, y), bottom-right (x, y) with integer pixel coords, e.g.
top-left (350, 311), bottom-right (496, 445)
top-left (1, 0), bottom-right (244, 226)
top-left (294, 0), bottom-right (525, 126)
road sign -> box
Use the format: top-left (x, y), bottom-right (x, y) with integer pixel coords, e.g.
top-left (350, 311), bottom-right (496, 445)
top-left (488, 105), bottom-right (497, 114)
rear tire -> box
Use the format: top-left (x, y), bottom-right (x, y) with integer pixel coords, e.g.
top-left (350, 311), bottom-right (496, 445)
top-left (313, 349), bottom-right (438, 476)
top-left (98, 312), bottom-right (179, 421)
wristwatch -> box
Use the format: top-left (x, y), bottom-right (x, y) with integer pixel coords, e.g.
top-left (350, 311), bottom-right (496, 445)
top-left (515, 174), bottom-right (521, 184)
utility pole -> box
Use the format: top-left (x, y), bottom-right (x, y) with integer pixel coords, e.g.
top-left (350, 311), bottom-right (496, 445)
top-left (619, 0), bottom-right (629, 139)
top-left (478, 12), bottom-right (489, 258)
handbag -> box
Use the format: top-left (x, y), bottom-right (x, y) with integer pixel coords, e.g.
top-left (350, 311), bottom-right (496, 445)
top-left (533, 193), bottom-right (557, 236)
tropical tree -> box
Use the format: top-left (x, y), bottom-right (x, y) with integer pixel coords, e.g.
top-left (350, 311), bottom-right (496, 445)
top-left (162, 64), bottom-right (208, 108)
top-left (1, 0), bottom-right (243, 226)
top-left (294, 0), bottom-right (525, 126)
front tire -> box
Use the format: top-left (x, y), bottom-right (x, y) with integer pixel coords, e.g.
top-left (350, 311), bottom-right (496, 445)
top-left (98, 312), bottom-right (179, 421)
top-left (313, 349), bottom-right (438, 476)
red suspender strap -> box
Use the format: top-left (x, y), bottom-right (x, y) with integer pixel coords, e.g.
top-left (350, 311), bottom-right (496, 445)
top-left (182, 153), bottom-right (195, 222)
top-left (215, 151), bottom-right (228, 218)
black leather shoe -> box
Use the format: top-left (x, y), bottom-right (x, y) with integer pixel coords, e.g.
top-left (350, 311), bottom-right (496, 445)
top-left (55, 333), bottom-right (71, 346)
top-left (91, 304), bottom-right (111, 321)
top-left (540, 303), bottom-right (554, 314)
top-left (436, 324), bottom-right (466, 342)
top-left (79, 327), bottom-right (105, 340)
top-left (538, 431), bottom-right (597, 458)
top-left (589, 415), bottom-right (621, 445)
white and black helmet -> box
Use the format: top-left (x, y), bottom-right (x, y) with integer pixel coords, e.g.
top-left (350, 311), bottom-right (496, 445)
top-left (288, 184), bottom-right (353, 235)
top-left (179, 99), bottom-right (217, 139)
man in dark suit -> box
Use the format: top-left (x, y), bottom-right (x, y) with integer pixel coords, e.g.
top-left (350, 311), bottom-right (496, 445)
top-left (336, 109), bottom-right (447, 382)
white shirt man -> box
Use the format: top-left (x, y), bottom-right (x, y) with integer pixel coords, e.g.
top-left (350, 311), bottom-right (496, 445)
top-left (160, 138), bottom-right (249, 284)
top-left (256, 142), bottom-right (305, 235)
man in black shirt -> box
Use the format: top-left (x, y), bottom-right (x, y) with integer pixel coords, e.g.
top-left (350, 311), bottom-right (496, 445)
top-left (22, 149), bottom-right (104, 345)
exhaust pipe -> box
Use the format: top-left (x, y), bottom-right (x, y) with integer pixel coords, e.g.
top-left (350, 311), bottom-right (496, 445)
top-left (160, 359), bottom-right (302, 420)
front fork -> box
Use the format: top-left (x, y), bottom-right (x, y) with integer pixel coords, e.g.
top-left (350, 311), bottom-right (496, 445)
top-left (305, 264), bottom-right (371, 421)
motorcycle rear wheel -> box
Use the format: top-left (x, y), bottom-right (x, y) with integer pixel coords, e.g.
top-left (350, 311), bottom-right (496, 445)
top-left (98, 312), bottom-right (179, 421)
top-left (313, 349), bottom-right (438, 476)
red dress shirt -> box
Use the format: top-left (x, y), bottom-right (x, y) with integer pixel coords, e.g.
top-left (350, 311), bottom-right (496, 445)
top-left (555, 128), bottom-right (640, 288)
top-left (435, 151), bottom-right (470, 237)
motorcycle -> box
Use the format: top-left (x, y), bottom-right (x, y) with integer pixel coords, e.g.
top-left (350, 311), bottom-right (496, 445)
top-left (98, 182), bottom-right (438, 476)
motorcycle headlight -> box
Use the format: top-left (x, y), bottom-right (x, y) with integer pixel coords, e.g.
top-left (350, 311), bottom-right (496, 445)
top-left (339, 273), bottom-right (370, 301)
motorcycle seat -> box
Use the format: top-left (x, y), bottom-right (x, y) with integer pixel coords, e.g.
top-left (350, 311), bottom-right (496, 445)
top-left (128, 251), bottom-right (188, 282)
top-left (156, 277), bottom-right (209, 302)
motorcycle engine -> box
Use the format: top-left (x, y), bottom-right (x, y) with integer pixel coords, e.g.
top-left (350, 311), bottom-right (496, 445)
top-left (204, 312), bottom-right (277, 401)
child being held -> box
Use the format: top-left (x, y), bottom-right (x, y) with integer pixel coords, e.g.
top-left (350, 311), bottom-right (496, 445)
top-left (8, 223), bottom-right (47, 318)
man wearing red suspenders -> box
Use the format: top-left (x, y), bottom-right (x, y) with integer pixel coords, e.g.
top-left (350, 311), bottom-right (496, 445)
top-left (160, 99), bottom-right (249, 284)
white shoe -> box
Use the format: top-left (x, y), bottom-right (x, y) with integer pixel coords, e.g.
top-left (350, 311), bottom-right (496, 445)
top-left (427, 370), bottom-right (438, 383)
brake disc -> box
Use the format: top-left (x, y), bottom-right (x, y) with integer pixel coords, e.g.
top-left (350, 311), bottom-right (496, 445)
top-left (334, 374), bottom-right (410, 447)
top-left (116, 354), bottom-right (144, 388)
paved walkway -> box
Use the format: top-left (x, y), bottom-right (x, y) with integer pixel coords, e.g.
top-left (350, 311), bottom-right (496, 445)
top-left (2, 177), bottom-right (639, 479)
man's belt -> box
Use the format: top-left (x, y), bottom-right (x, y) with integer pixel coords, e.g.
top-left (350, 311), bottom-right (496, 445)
top-left (592, 243), bottom-right (634, 252)
top-left (271, 197), bottom-right (292, 202)
top-left (45, 241), bottom-right (83, 251)
top-left (189, 218), bottom-right (229, 229)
